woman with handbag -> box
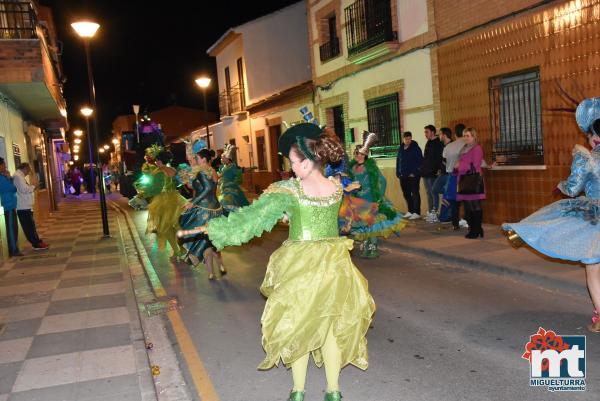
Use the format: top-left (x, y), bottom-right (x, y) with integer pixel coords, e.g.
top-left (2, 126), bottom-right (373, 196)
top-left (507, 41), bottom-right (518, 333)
top-left (455, 128), bottom-right (486, 238)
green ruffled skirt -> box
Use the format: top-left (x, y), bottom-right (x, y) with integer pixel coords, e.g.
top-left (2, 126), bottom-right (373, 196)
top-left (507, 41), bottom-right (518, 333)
top-left (146, 189), bottom-right (187, 238)
top-left (259, 237), bottom-right (375, 370)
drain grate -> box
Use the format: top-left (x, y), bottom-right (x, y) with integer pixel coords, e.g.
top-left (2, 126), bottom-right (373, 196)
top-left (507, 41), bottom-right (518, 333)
top-left (143, 296), bottom-right (180, 317)
top-left (18, 253), bottom-right (60, 261)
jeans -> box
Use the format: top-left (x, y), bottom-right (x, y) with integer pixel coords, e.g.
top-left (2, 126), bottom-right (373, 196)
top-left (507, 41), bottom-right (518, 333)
top-left (399, 176), bottom-right (421, 215)
top-left (423, 176), bottom-right (438, 212)
top-left (4, 209), bottom-right (19, 256)
top-left (17, 209), bottom-right (42, 247)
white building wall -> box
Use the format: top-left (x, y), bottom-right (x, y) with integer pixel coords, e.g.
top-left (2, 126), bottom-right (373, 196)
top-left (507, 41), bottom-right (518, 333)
top-left (239, 2), bottom-right (311, 104)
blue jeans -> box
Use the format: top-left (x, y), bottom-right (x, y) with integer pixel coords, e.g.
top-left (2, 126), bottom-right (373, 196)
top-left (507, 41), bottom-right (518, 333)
top-left (423, 176), bottom-right (438, 212)
top-left (4, 209), bottom-right (19, 256)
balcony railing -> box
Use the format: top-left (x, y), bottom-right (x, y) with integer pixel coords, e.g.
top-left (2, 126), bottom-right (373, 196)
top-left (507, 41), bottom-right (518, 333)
top-left (219, 82), bottom-right (246, 117)
top-left (344, 0), bottom-right (396, 56)
top-left (319, 37), bottom-right (340, 62)
top-left (0, 1), bottom-right (37, 39)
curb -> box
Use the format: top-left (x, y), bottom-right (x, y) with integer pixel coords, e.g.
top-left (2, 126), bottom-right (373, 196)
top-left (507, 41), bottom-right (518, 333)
top-left (383, 239), bottom-right (588, 297)
top-left (110, 201), bottom-right (196, 401)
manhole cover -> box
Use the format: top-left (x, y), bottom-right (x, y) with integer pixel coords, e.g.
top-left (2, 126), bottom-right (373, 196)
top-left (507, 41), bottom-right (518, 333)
top-left (143, 296), bottom-right (180, 317)
top-left (18, 253), bottom-right (60, 260)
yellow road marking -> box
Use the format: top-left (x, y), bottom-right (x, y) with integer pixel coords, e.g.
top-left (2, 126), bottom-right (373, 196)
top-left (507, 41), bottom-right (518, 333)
top-left (167, 310), bottom-right (220, 401)
top-left (111, 201), bottom-right (220, 401)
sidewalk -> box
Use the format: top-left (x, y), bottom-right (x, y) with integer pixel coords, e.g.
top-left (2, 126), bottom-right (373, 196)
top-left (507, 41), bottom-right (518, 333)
top-left (0, 195), bottom-right (156, 401)
top-left (384, 219), bottom-right (587, 296)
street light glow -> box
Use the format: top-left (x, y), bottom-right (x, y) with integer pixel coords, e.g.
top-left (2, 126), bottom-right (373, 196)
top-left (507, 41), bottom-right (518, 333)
top-left (99, 148), bottom-right (105, 153)
top-left (73, 148), bottom-right (79, 153)
top-left (103, 145), bottom-right (109, 150)
top-left (74, 155), bottom-right (79, 161)
top-left (74, 138), bottom-right (82, 144)
top-left (71, 21), bottom-right (100, 38)
top-left (112, 138), bottom-right (119, 145)
top-left (195, 77), bottom-right (211, 88)
top-left (80, 107), bottom-right (93, 117)
top-left (74, 130), bottom-right (83, 136)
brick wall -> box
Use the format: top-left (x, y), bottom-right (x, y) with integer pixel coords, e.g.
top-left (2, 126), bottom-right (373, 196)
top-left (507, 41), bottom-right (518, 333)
top-left (0, 40), bottom-right (43, 83)
top-left (435, 0), bottom-right (600, 224)
top-left (433, 0), bottom-right (543, 40)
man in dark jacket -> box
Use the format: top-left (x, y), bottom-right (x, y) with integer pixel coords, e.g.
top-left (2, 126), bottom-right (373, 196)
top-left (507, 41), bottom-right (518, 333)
top-left (0, 157), bottom-right (22, 257)
top-left (396, 131), bottom-right (423, 219)
top-left (419, 125), bottom-right (444, 218)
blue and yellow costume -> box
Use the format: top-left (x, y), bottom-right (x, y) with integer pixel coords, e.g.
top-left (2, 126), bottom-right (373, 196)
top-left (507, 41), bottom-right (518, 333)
top-left (179, 165), bottom-right (224, 261)
top-left (218, 163), bottom-right (249, 211)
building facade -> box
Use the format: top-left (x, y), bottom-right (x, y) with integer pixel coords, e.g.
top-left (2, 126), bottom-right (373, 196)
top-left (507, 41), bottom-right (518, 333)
top-left (307, 0), bottom-right (437, 209)
top-left (432, 0), bottom-right (600, 224)
top-left (206, 1), bottom-right (315, 192)
top-left (0, 1), bottom-right (68, 226)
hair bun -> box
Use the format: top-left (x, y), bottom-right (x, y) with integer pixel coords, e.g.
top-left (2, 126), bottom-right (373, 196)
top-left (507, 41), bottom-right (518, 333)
top-left (314, 133), bottom-right (345, 164)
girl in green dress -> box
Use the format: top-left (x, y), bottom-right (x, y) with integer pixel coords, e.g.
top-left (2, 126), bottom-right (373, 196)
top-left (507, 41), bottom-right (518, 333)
top-left (179, 123), bottom-right (376, 401)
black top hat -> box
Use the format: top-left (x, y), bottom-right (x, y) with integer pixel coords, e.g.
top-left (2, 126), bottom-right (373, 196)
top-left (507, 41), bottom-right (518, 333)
top-left (277, 123), bottom-right (322, 158)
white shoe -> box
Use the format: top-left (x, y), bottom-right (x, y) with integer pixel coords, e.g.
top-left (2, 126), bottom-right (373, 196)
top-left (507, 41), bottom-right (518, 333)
top-left (409, 213), bottom-right (421, 220)
top-left (403, 212), bottom-right (413, 218)
top-left (459, 219), bottom-right (469, 228)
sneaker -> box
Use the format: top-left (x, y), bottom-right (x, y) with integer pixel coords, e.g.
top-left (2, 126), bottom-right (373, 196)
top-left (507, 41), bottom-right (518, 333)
top-left (33, 242), bottom-right (50, 251)
top-left (459, 219), bottom-right (469, 228)
top-left (426, 214), bottom-right (439, 223)
top-left (409, 213), bottom-right (421, 220)
top-left (403, 212), bottom-right (413, 218)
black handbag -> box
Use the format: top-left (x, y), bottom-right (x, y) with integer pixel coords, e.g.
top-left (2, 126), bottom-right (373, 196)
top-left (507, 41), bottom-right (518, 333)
top-left (458, 163), bottom-right (485, 195)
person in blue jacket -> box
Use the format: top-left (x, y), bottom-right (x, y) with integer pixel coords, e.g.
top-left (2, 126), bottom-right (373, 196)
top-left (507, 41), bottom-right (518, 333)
top-left (396, 132), bottom-right (423, 219)
top-left (0, 157), bottom-right (22, 257)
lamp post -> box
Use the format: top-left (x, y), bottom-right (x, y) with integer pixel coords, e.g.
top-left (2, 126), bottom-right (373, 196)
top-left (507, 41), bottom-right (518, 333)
top-left (81, 107), bottom-right (95, 199)
top-left (132, 104), bottom-right (140, 143)
top-left (195, 77), bottom-right (211, 149)
top-left (72, 21), bottom-right (109, 237)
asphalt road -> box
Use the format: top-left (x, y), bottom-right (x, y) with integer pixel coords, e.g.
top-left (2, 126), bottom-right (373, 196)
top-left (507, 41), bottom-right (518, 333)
top-left (121, 200), bottom-right (598, 401)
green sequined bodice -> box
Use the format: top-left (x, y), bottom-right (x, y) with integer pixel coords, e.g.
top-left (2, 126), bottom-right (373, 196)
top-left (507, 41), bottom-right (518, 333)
top-left (282, 179), bottom-right (342, 241)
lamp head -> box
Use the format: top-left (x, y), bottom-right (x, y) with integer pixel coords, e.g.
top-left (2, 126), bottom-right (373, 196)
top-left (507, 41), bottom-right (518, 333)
top-left (73, 129), bottom-right (83, 137)
top-left (112, 139), bottom-right (119, 145)
top-left (195, 77), bottom-right (211, 89)
top-left (132, 105), bottom-right (140, 114)
top-left (80, 107), bottom-right (93, 117)
top-left (71, 21), bottom-right (100, 38)
top-left (103, 145), bottom-right (109, 150)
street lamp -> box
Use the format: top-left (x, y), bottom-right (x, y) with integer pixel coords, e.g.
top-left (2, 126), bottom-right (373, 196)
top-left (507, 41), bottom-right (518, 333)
top-left (72, 19), bottom-right (109, 237)
top-left (195, 76), bottom-right (211, 148)
top-left (74, 155), bottom-right (79, 161)
top-left (103, 144), bottom-right (109, 150)
top-left (80, 107), bottom-right (96, 200)
top-left (133, 104), bottom-right (140, 143)
top-left (74, 129), bottom-right (83, 137)
top-left (99, 148), bottom-right (105, 153)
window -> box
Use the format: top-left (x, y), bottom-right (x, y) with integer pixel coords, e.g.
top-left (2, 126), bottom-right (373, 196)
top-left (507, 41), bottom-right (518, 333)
top-left (345, 0), bottom-right (395, 56)
top-left (236, 58), bottom-right (245, 110)
top-left (366, 93), bottom-right (401, 158)
top-left (319, 14), bottom-right (340, 62)
top-left (489, 69), bottom-right (543, 165)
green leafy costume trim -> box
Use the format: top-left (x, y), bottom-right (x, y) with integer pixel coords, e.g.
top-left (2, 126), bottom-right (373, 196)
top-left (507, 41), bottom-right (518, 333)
top-left (347, 158), bottom-right (397, 219)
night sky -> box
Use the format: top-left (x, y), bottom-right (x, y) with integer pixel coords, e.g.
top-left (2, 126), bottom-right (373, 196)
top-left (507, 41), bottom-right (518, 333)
top-left (40, 0), bottom-right (299, 142)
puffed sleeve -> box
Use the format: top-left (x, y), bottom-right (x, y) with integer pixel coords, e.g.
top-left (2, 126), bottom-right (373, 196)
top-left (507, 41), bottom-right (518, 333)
top-left (558, 145), bottom-right (590, 197)
top-left (207, 182), bottom-right (294, 250)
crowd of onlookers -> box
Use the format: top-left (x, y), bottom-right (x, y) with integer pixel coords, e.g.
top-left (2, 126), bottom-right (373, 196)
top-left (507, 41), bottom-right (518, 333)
top-left (396, 124), bottom-right (488, 239)
top-left (0, 158), bottom-right (49, 257)
top-left (63, 164), bottom-right (120, 197)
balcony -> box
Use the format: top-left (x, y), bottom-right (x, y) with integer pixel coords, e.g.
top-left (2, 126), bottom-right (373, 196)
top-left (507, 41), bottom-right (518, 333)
top-left (0, 1), bottom-right (66, 124)
top-left (344, 0), bottom-right (397, 64)
top-left (319, 37), bottom-right (340, 62)
top-left (219, 82), bottom-right (246, 118)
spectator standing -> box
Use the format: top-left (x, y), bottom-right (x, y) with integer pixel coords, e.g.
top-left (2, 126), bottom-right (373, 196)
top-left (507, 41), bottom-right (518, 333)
top-left (70, 167), bottom-right (83, 197)
top-left (455, 127), bottom-right (486, 239)
top-left (430, 127), bottom-right (454, 222)
top-left (13, 163), bottom-right (49, 251)
top-left (0, 157), bottom-right (22, 257)
top-left (443, 123), bottom-right (467, 230)
top-left (420, 125), bottom-right (444, 220)
top-left (396, 131), bottom-right (423, 219)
